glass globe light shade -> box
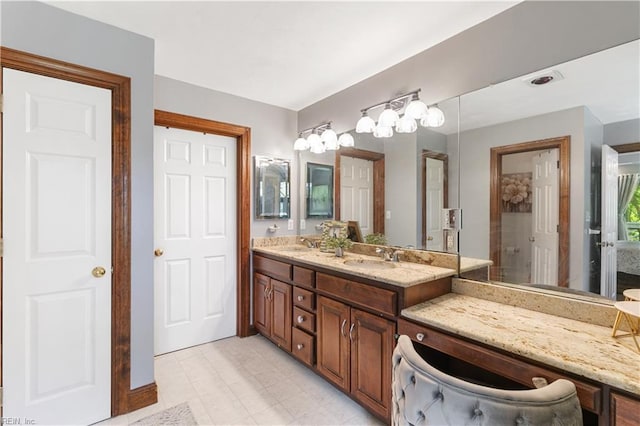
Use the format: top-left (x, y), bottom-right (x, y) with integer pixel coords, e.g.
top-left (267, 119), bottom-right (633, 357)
top-left (324, 138), bottom-right (339, 151)
top-left (307, 133), bottom-right (322, 150)
top-left (378, 105), bottom-right (400, 128)
top-left (395, 115), bottom-right (417, 133)
top-left (404, 99), bottom-right (428, 120)
top-left (293, 136), bottom-right (309, 151)
top-left (338, 133), bottom-right (355, 147)
top-left (321, 128), bottom-right (338, 146)
top-left (373, 125), bottom-right (393, 138)
top-left (355, 113), bottom-right (376, 133)
top-left (421, 105), bottom-right (445, 128)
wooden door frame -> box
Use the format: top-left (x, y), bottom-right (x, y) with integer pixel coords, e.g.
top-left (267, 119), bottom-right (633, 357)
top-left (154, 110), bottom-right (252, 338)
top-left (335, 148), bottom-right (385, 234)
top-left (421, 150), bottom-right (449, 248)
top-left (611, 142), bottom-right (640, 154)
top-left (0, 47), bottom-right (152, 416)
top-left (489, 136), bottom-right (571, 287)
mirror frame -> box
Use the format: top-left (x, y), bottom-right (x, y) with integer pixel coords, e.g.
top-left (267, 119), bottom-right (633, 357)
top-left (254, 156), bottom-right (291, 220)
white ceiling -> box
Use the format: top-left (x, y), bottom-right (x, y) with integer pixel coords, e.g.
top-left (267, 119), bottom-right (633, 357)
top-left (46, 1), bottom-right (518, 111)
top-left (436, 39), bottom-right (640, 135)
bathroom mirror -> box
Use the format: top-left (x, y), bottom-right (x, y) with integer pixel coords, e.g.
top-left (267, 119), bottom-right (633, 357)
top-left (455, 39), bottom-right (639, 301)
top-left (254, 156), bottom-right (291, 219)
top-left (309, 100), bottom-right (461, 251)
top-left (306, 162), bottom-right (334, 219)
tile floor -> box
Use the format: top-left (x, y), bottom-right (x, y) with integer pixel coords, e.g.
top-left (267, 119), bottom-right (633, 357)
top-left (98, 335), bottom-right (385, 425)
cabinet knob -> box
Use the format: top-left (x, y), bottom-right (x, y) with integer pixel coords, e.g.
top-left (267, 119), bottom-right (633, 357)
top-left (416, 333), bottom-right (425, 342)
top-left (296, 343), bottom-right (304, 350)
top-left (297, 315), bottom-right (305, 323)
top-left (297, 295), bottom-right (304, 302)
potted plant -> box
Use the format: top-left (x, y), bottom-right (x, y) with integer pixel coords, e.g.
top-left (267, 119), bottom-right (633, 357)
top-left (364, 233), bottom-right (387, 245)
top-left (325, 235), bottom-right (353, 257)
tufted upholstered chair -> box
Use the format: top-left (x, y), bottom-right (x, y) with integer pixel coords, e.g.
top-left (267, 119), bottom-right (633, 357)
top-left (392, 335), bottom-right (583, 426)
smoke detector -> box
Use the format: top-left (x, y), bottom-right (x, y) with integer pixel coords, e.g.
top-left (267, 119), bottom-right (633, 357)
top-left (525, 70), bottom-right (564, 86)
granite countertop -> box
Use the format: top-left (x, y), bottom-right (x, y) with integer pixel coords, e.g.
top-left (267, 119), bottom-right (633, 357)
top-left (253, 245), bottom-right (456, 288)
top-left (402, 293), bottom-right (640, 396)
top-left (459, 257), bottom-right (493, 273)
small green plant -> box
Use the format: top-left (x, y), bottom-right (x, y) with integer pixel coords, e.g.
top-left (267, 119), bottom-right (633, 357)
top-left (364, 233), bottom-right (387, 245)
top-left (325, 235), bottom-right (353, 250)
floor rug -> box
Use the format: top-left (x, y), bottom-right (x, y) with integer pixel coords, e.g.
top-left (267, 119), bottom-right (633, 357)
top-left (131, 402), bottom-right (197, 425)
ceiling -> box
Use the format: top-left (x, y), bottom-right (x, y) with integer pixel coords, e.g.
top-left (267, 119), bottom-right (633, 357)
top-left (46, 1), bottom-right (517, 111)
top-left (436, 39), bottom-right (640, 135)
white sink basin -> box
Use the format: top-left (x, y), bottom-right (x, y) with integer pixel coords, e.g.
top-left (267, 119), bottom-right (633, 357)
top-left (272, 245), bottom-right (311, 252)
top-left (343, 259), bottom-right (395, 269)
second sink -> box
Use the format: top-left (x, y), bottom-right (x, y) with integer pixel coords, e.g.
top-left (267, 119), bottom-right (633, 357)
top-left (343, 259), bottom-right (395, 269)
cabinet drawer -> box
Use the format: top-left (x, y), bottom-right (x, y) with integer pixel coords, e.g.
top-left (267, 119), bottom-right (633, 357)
top-left (293, 286), bottom-right (315, 311)
top-left (317, 273), bottom-right (396, 316)
top-left (293, 266), bottom-right (315, 288)
top-left (611, 392), bottom-right (640, 426)
top-left (254, 255), bottom-right (291, 281)
top-left (292, 327), bottom-right (315, 367)
top-left (293, 306), bottom-right (316, 333)
top-left (397, 318), bottom-right (602, 414)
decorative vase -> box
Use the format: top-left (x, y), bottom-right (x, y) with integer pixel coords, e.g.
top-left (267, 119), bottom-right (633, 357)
top-left (335, 247), bottom-right (344, 257)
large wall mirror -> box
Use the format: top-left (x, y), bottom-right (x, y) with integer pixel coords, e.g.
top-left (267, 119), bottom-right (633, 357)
top-left (296, 101), bottom-right (460, 252)
top-left (254, 156), bottom-right (291, 219)
top-left (455, 39), bottom-right (639, 302)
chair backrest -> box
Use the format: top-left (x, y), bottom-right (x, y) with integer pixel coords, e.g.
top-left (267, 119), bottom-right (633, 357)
top-left (392, 335), bottom-right (583, 426)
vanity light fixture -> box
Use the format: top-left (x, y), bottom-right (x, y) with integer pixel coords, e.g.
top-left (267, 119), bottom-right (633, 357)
top-left (355, 89), bottom-right (445, 138)
top-left (294, 121), bottom-right (354, 153)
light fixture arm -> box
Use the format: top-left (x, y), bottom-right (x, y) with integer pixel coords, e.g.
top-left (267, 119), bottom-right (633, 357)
top-left (359, 88), bottom-right (421, 114)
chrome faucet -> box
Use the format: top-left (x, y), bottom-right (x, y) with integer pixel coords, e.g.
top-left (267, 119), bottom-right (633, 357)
top-left (376, 247), bottom-right (404, 262)
top-left (300, 237), bottom-right (318, 248)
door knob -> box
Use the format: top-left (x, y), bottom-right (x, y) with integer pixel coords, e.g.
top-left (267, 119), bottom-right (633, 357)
top-left (427, 236), bottom-right (433, 241)
top-left (154, 248), bottom-right (164, 257)
top-left (92, 266), bottom-right (106, 278)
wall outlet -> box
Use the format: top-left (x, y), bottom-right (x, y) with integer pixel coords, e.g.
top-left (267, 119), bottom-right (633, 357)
top-left (300, 219), bottom-right (306, 230)
top-left (447, 235), bottom-right (454, 250)
top-left (287, 219), bottom-right (294, 230)
top-left (385, 210), bottom-right (391, 220)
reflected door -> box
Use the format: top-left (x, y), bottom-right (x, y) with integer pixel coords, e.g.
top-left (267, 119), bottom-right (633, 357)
top-left (340, 156), bottom-right (373, 236)
top-left (600, 145), bottom-right (618, 299)
top-left (3, 68), bottom-right (112, 425)
top-left (531, 149), bottom-right (559, 285)
top-left (425, 157), bottom-right (445, 250)
top-left (154, 126), bottom-right (237, 355)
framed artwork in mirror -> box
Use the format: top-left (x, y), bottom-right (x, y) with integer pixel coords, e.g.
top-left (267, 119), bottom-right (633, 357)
top-left (254, 156), bottom-right (291, 219)
top-left (347, 221), bottom-right (363, 243)
top-left (306, 162), bottom-right (334, 218)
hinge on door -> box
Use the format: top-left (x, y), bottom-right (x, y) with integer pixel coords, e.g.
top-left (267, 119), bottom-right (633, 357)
top-left (557, 224), bottom-right (559, 233)
top-left (0, 93), bottom-right (3, 113)
top-left (1, 386), bottom-right (3, 406)
top-left (557, 160), bottom-right (560, 168)
top-left (0, 238), bottom-right (3, 257)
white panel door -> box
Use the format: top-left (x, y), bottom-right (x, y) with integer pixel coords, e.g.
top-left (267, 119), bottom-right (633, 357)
top-left (154, 126), bottom-right (237, 355)
top-left (3, 68), bottom-right (112, 425)
top-left (340, 156), bottom-right (373, 235)
top-left (601, 145), bottom-right (618, 299)
top-left (531, 149), bottom-right (559, 285)
top-left (425, 157), bottom-right (444, 250)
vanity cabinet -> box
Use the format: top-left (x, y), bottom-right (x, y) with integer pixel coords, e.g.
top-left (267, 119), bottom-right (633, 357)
top-left (316, 296), bottom-right (395, 420)
top-left (253, 272), bottom-right (292, 351)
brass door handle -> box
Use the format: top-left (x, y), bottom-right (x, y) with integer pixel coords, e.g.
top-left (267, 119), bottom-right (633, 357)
top-left (92, 266), bottom-right (106, 278)
top-left (427, 236), bottom-right (434, 241)
top-left (154, 248), bottom-right (164, 257)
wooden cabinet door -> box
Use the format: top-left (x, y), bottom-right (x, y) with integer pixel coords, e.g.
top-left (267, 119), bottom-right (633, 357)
top-left (350, 308), bottom-right (394, 421)
top-left (253, 273), bottom-right (271, 337)
top-left (611, 392), bottom-right (640, 426)
top-left (270, 279), bottom-right (292, 351)
top-left (317, 296), bottom-right (350, 391)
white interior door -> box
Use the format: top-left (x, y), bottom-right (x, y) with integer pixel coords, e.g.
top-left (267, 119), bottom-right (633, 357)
top-left (340, 156), bottom-right (373, 235)
top-left (2, 68), bottom-right (112, 425)
top-left (601, 145), bottom-right (618, 299)
top-left (531, 149), bottom-right (559, 285)
top-left (425, 157), bottom-right (444, 250)
top-left (154, 126), bottom-right (237, 355)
